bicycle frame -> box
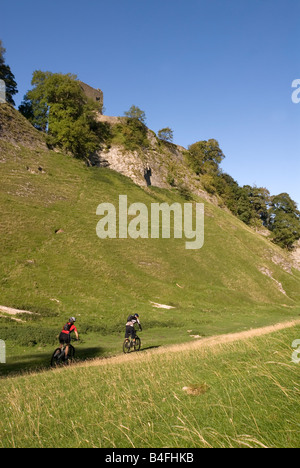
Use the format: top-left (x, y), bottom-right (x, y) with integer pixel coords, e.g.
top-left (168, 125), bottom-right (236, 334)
top-left (51, 343), bottom-right (75, 367)
top-left (123, 335), bottom-right (141, 353)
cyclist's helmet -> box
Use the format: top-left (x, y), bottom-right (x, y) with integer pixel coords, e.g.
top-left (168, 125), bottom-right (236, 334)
top-left (69, 317), bottom-right (76, 323)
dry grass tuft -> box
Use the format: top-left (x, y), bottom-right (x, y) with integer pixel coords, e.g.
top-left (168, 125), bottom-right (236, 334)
top-left (182, 383), bottom-right (210, 396)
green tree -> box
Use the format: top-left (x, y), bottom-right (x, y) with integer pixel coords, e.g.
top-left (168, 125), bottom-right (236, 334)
top-left (0, 40), bottom-right (18, 106)
top-left (18, 98), bottom-right (35, 122)
top-left (240, 185), bottom-right (271, 227)
top-left (19, 70), bottom-right (52, 131)
top-left (267, 193), bottom-right (300, 249)
top-left (124, 105), bottom-right (146, 124)
top-left (186, 139), bottom-right (225, 175)
top-left (236, 189), bottom-right (254, 225)
top-left (213, 172), bottom-right (241, 214)
top-left (19, 71), bottom-right (102, 160)
top-left (158, 127), bottom-right (174, 143)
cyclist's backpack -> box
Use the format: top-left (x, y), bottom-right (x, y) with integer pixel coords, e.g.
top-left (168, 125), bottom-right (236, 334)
top-left (63, 322), bottom-right (72, 333)
top-left (127, 315), bottom-right (137, 323)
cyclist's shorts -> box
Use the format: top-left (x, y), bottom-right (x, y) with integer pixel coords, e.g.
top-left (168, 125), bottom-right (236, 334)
top-left (125, 326), bottom-right (136, 339)
top-left (59, 332), bottom-right (71, 345)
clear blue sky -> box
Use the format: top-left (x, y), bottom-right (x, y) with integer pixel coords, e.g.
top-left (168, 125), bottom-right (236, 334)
top-left (1, 0), bottom-right (300, 206)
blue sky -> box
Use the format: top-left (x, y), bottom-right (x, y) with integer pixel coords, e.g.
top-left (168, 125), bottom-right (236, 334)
top-left (1, 0), bottom-right (300, 206)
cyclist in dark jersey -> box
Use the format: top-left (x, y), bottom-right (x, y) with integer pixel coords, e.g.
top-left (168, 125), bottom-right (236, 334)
top-left (125, 314), bottom-right (142, 344)
top-left (59, 317), bottom-right (79, 360)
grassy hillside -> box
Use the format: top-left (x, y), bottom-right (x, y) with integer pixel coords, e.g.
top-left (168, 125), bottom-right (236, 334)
top-left (0, 324), bottom-right (299, 448)
top-left (0, 105), bottom-right (300, 375)
top-left (0, 103), bottom-right (47, 150)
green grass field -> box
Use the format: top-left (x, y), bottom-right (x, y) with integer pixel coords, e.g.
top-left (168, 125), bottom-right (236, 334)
top-left (0, 324), bottom-right (299, 448)
top-left (0, 132), bottom-right (300, 376)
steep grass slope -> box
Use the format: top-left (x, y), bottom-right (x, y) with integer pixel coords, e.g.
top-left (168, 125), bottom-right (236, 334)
top-left (0, 103), bottom-right (47, 150)
top-left (0, 105), bottom-right (300, 373)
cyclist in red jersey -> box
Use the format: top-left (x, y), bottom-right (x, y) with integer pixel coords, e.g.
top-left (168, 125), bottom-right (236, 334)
top-left (59, 317), bottom-right (79, 360)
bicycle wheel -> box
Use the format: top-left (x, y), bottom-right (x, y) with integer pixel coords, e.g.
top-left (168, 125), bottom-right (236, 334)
top-left (123, 339), bottom-right (131, 354)
top-left (68, 345), bottom-right (75, 361)
top-left (51, 348), bottom-right (62, 367)
top-left (134, 337), bottom-right (141, 352)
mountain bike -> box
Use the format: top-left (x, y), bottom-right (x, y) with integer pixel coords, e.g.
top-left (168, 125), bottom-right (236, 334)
top-left (50, 343), bottom-right (76, 367)
top-left (123, 334), bottom-right (141, 354)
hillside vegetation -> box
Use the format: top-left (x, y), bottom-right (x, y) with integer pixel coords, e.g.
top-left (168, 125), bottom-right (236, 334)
top-left (0, 104), bottom-right (300, 375)
top-left (18, 71), bottom-right (300, 251)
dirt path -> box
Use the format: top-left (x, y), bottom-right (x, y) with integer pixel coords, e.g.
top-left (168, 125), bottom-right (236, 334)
top-left (163, 319), bottom-right (300, 354)
top-left (77, 318), bottom-right (300, 370)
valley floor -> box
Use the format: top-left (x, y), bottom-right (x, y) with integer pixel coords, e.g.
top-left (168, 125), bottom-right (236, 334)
top-left (0, 319), bottom-right (299, 448)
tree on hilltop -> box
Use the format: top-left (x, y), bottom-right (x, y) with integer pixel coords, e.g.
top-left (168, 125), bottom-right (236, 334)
top-left (158, 127), bottom-right (174, 143)
top-left (124, 105), bottom-right (146, 124)
top-left (267, 193), bottom-right (300, 249)
top-left (186, 139), bottom-right (225, 176)
top-left (19, 71), bottom-right (102, 161)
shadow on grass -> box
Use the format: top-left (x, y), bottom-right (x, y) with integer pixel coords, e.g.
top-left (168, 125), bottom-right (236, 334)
top-left (0, 345), bottom-right (106, 377)
top-left (140, 345), bottom-right (160, 352)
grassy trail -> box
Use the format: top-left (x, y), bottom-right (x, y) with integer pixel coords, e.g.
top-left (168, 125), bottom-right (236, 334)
top-left (59, 318), bottom-right (300, 372)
